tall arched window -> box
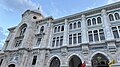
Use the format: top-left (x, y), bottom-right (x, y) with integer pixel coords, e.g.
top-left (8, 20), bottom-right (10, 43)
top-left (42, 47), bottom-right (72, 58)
top-left (92, 18), bottom-right (96, 25)
top-left (73, 22), bottom-right (76, 29)
top-left (78, 21), bottom-right (81, 28)
top-left (54, 27), bottom-right (57, 33)
top-left (97, 17), bottom-right (102, 24)
top-left (40, 26), bottom-right (44, 33)
top-left (20, 24), bottom-right (27, 36)
top-left (61, 25), bottom-right (64, 31)
top-left (109, 14), bottom-right (114, 21)
top-left (87, 19), bottom-right (91, 26)
top-left (114, 13), bottom-right (120, 20)
top-left (58, 26), bottom-right (60, 32)
top-left (69, 23), bottom-right (72, 29)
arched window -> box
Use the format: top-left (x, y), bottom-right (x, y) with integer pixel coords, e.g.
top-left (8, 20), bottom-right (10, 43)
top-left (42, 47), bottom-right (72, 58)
top-left (50, 57), bottom-right (60, 67)
top-left (73, 22), bottom-right (76, 29)
top-left (92, 18), bottom-right (96, 25)
top-left (69, 23), bottom-right (72, 29)
top-left (109, 14), bottom-right (114, 21)
top-left (91, 53), bottom-right (109, 67)
top-left (54, 27), bottom-right (57, 33)
top-left (87, 19), bottom-right (91, 26)
top-left (20, 24), bottom-right (27, 36)
top-left (97, 17), bottom-right (102, 24)
top-left (61, 25), bottom-right (64, 31)
top-left (114, 13), bottom-right (120, 20)
top-left (58, 26), bottom-right (60, 32)
top-left (40, 26), bottom-right (44, 33)
top-left (78, 21), bottom-right (81, 28)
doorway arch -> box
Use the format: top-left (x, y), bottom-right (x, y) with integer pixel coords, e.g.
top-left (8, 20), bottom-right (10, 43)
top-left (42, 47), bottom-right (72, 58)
top-left (50, 57), bottom-right (60, 67)
top-left (91, 53), bottom-right (109, 67)
top-left (69, 55), bottom-right (82, 67)
top-left (8, 64), bottom-right (15, 67)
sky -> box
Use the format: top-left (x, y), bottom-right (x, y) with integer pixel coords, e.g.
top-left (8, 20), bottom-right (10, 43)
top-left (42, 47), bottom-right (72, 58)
top-left (0, 0), bottom-right (120, 49)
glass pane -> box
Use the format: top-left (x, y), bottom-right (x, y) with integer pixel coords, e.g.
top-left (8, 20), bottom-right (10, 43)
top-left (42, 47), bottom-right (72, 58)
top-left (97, 17), bottom-right (102, 24)
top-left (78, 21), bottom-right (81, 28)
top-left (87, 19), bottom-right (91, 26)
top-left (89, 34), bottom-right (93, 42)
top-left (113, 31), bottom-right (119, 38)
top-left (69, 24), bottom-right (72, 29)
top-left (100, 33), bottom-right (105, 40)
top-left (92, 18), bottom-right (96, 25)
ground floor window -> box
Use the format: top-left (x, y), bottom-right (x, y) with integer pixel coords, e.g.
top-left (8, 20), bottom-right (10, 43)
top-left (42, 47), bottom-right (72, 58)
top-left (8, 64), bottom-right (15, 67)
top-left (50, 57), bottom-right (60, 67)
top-left (69, 55), bottom-right (82, 67)
top-left (91, 53), bottom-right (109, 67)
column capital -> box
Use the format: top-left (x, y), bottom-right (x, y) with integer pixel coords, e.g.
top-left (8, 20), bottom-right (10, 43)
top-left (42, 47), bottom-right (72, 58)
top-left (101, 9), bottom-right (107, 15)
top-left (81, 15), bottom-right (85, 18)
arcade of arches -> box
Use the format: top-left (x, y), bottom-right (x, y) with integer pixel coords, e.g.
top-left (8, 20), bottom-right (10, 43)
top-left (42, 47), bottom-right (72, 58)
top-left (49, 53), bottom-right (109, 67)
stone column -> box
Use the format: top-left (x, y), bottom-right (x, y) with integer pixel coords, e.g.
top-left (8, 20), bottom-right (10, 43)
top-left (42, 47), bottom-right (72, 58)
top-left (81, 15), bottom-right (89, 54)
top-left (101, 9), bottom-right (114, 40)
top-left (48, 22), bottom-right (53, 48)
top-left (19, 50), bottom-right (29, 67)
top-left (63, 19), bottom-right (68, 46)
top-left (81, 15), bottom-right (88, 43)
top-left (101, 9), bottom-right (116, 53)
top-left (35, 50), bottom-right (46, 67)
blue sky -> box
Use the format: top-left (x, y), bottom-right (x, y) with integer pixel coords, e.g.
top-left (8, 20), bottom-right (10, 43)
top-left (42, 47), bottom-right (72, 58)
top-left (0, 0), bottom-right (120, 49)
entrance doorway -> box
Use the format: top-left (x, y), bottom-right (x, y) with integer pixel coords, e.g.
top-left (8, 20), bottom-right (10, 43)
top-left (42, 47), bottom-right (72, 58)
top-left (69, 55), bottom-right (82, 67)
top-left (50, 57), bottom-right (60, 67)
top-left (8, 64), bottom-right (15, 67)
top-left (91, 53), bottom-right (109, 67)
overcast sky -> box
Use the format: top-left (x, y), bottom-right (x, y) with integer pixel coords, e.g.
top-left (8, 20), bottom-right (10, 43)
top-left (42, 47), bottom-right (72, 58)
top-left (0, 0), bottom-right (120, 49)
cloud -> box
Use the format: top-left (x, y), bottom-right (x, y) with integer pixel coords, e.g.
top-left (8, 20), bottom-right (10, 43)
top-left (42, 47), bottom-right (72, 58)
top-left (107, 0), bottom-right (120, 4)
top-left (0, 27), bottom-right (7, 49)
top-left (0, 0), bottom-right (40, 12)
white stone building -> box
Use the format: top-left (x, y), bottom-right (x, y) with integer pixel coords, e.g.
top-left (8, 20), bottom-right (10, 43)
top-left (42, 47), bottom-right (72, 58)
top-left (0, 1), bottom-right (120, 67)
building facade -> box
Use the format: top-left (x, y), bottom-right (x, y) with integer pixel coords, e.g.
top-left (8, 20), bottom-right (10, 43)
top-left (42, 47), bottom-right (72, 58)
top-left (0, 1), bottom-right (120, 67)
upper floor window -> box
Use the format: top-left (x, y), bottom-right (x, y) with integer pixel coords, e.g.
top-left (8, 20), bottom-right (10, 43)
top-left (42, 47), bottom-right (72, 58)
top-left (69, 23), bottom-right (72, 29)
top-left (20, 26), bottom-right (27, 36)
top-left (88, 29), bottom-right (105, 42)
top-left (87, 16), bottom-right (102, 26)
top-left (69, 33), bottom-right (81, 45)
top-left (32, 56), bottom-right (37, 65)
top-left (36, 38), bottom-right (41, 46)
top-left (92, 18), bottom-right (96, 25)
top-left (87, 19), bottom-right (91, 26)
top-left (109, 14), bottom-right (114, 21)
top-left (52, 37), bottom-right (56, 47)
top-left (54, 25), bottom-right (64, 33)
top-left (112, 26), bottom-right (120, 38)
top-left (54, 27), bottom-right (57, 33)
top-left (58, 26), bottom-right (60, 32)
top-left (15, 40), bottom-right (22, 47)
top-left (52, 36), bottom-right (63, 47)
top-left (73, 23), bottom-right (77, 29)
top-left (69, 34), bottom-right (72, 45)
top-left (0, 59), bottom-right (3, 66)
top-left (78, 21), bottom-right (81, 28)
top-left (60, 36), bottom-right (63, 46)
top-left (69, 20), bottom-right (81, 30)
top-left (114, 13), bottom-right (120, 20)
top-left (97, 17), bottom-right (102, 24)
top-left (61, 25), bottom-right (64, 31)
top-left (40, 26), bottom-right (44, 33)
